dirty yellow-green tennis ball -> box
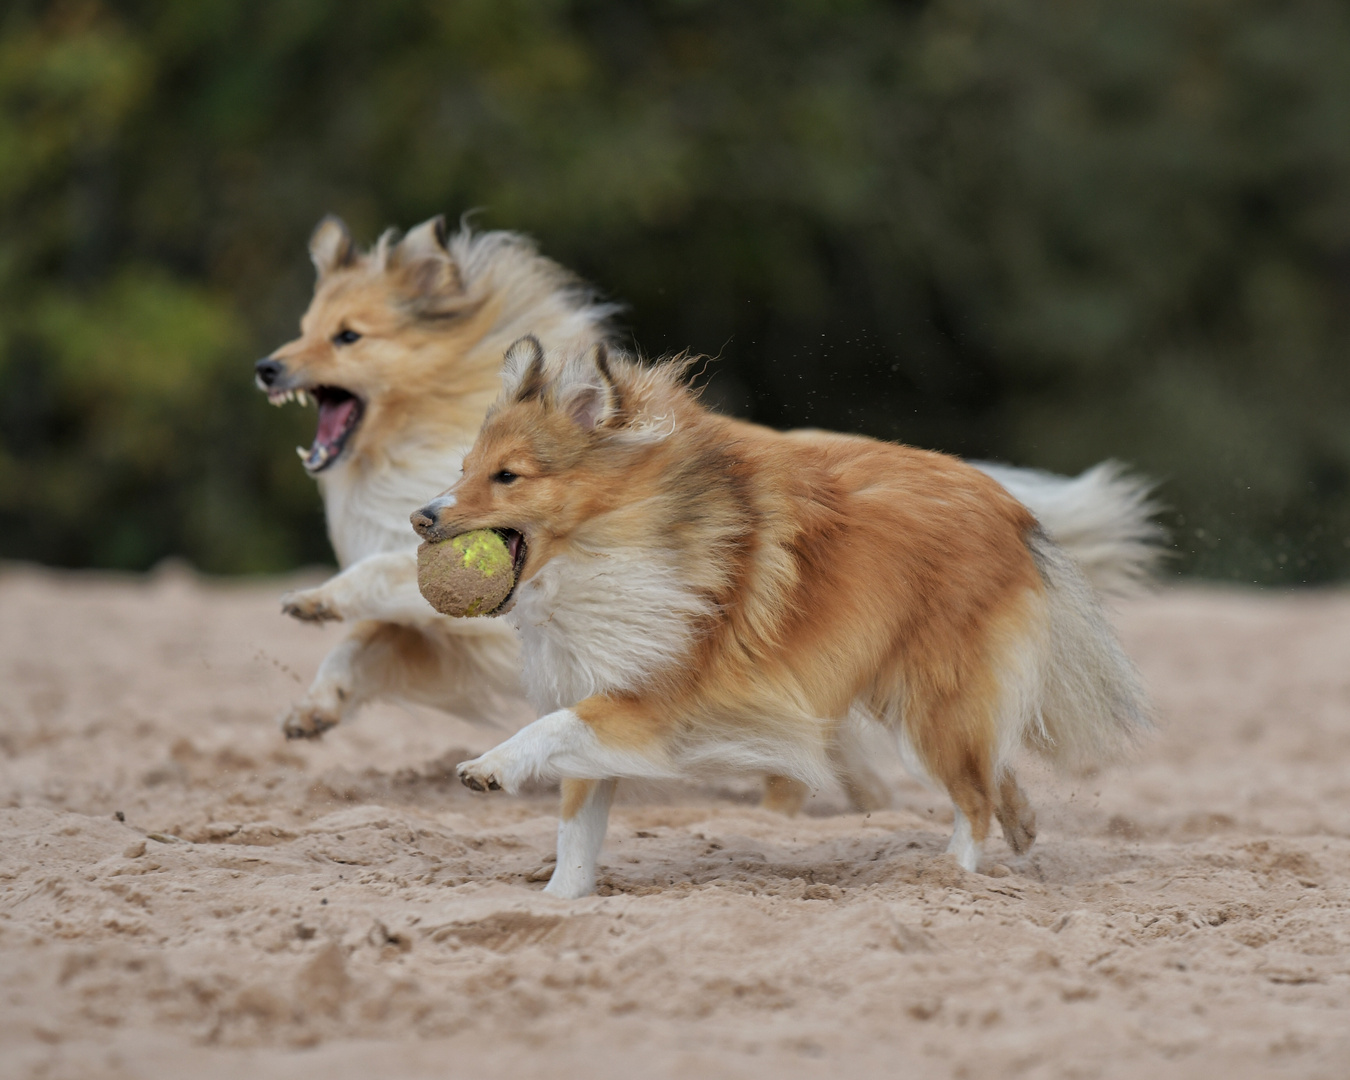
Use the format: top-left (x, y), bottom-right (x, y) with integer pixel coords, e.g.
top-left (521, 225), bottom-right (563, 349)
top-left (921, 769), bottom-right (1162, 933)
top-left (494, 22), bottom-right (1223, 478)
top-left (417, 530), bottom-right (515, 617)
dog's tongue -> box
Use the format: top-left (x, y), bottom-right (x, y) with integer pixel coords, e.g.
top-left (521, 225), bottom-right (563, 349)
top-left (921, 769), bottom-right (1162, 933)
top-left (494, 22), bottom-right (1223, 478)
top-left (317, 396), bottom-right (358, 447)
top-left (299, 395), bottom-right (360, 471)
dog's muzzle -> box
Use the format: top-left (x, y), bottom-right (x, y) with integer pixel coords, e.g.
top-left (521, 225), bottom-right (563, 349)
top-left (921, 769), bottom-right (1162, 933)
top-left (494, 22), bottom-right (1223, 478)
top-left (255, 357), bottom-right (285, 389)
top-left (411, 496), bottom-right (456, 541)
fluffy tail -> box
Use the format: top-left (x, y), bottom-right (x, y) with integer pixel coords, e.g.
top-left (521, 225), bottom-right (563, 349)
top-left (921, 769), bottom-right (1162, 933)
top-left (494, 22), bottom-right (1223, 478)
top-left (1023, 527), bottom-right (1153, 769)
top-left (976, 461), bottom-right (1166, 596)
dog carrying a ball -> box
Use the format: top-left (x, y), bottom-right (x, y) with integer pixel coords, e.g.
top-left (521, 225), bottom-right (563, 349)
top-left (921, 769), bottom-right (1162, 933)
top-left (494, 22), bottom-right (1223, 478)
top-left (417, 529), bottom-right (517, 618)
top-left (409, 336), bottom-right (1150, 899)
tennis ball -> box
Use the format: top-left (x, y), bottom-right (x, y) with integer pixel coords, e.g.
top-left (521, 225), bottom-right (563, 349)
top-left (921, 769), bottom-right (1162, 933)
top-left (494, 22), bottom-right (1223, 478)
top-left (417, 530), bottom-right (515, 617)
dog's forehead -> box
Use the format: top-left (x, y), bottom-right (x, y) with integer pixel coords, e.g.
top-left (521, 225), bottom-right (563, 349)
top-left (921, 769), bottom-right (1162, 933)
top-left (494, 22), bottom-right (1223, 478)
top-left (474, 403), bottom-right (552, 462)
top-left (302, 266), bottom-right (400, 332)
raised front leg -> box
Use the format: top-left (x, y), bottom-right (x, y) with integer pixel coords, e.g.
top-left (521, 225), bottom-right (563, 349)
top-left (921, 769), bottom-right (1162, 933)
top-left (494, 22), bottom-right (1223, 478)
top-left (281, 551), bottom-right (437, 625)
top-left (456, 699), bottom-right (675, 794)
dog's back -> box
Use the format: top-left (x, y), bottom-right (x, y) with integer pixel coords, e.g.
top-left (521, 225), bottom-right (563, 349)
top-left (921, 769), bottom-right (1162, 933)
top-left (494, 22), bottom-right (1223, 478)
top-left (681, 423), bottom-right (1151, 844)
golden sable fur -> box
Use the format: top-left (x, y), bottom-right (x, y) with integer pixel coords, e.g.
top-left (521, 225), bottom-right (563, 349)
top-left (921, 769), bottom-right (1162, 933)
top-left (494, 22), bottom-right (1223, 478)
top-left (257, 213), bottom-right (1160, 818)
top-left (411, 339), bottom-right (1151, 898)
top-left (255, 216), bottom-right (616, 737)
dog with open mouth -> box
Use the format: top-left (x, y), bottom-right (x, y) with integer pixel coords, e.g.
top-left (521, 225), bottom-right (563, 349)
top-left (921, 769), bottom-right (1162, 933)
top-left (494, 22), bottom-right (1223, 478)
top-left (254, 215), bottom-right (617, 739)
top-left (257, 214), bottom-right (1162, 814)
top-left (411, 339), bottom-right (1151, 897)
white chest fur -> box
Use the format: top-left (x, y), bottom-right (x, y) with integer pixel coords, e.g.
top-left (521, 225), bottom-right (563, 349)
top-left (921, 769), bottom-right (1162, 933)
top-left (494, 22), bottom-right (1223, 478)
top-left (319, 447), bottom-right (467, 567)
top-left (506, 547), bottom-right (713, 713)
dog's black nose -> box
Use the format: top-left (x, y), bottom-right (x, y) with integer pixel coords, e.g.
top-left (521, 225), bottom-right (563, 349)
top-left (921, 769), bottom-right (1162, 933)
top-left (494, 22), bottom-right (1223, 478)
top-left (410, 506), bottom-right (438, 538)
top-left (254, 358), bottom-right (284, 387)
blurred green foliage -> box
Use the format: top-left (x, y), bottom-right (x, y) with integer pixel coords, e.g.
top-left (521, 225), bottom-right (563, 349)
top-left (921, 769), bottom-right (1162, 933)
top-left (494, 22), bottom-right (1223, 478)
top-left (2, 0), bottom-right (1348, 580)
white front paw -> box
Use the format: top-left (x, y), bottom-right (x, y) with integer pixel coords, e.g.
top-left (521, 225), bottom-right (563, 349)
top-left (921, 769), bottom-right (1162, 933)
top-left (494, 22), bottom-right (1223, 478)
top-left (281, 703), bottom-right (340, 740)
top-left (542, 871), bottom-right (595, 899)
top-left (281, 586), bottom-right (342, 623)
top-left (457, 748), bottom-right (517, 793)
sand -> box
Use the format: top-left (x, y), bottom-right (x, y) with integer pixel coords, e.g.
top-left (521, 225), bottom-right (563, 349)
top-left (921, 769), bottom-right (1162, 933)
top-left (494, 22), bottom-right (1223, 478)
top-left (1, 562), bottom-right (1348, 1079)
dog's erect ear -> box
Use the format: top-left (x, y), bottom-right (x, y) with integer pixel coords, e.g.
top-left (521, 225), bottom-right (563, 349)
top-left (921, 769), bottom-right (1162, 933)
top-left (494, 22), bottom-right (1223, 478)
top-left (501, 336), bottom-right (547, 401)
top-left (391, 215), bottom-right (462, 305)
top-left (399, 215), bottom-right (448, 259)
top-left (557, 344), bottom-right (621, 431)
top-left (310, 216), bottom-right (355, 277)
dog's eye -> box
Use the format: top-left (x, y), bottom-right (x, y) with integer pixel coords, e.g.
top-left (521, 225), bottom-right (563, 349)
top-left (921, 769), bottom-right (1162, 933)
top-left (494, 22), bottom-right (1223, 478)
top-left (332, 328), bottom-right (362, 346)
top-left (492, 470), bottom-right (518, 485)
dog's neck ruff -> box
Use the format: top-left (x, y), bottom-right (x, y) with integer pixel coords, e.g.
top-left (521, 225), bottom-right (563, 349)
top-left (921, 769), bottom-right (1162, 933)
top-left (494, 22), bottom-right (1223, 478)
top-left (505, 546), bottom-right (714, 714)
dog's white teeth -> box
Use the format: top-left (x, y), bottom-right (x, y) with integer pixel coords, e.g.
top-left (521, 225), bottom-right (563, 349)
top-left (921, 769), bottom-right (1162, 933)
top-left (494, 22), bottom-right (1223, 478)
top-left (268, 387), bottom-right (314, 409)
top-left (297, 443), bottom-right (330, 470)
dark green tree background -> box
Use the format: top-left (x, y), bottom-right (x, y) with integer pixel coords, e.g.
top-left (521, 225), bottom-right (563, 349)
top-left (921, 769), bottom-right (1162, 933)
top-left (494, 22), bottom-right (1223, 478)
top-left (2, 0), bottom-right (1348, 580)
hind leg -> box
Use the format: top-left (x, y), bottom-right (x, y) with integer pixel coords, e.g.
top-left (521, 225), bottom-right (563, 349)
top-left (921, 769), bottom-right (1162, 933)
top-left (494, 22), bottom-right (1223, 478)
top-left (761, 775), bottom-right (809, 816)
top-left (945, 807), bottom-right (980, 870)
top-left (994, 769), bottom-right (1037, 856)
top-left (761, 716), bottom-right (892, 816)
top-left (942, 782), bottom-right (994, 873)
top-left (914, 718), bottom-right (996, 873)
top-left (829, 716), bottom-right (893, 812)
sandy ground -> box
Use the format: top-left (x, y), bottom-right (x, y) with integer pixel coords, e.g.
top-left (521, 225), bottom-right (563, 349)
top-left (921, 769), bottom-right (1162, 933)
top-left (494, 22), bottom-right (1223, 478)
top-left (1, 563), bottom-right (1348, 1080)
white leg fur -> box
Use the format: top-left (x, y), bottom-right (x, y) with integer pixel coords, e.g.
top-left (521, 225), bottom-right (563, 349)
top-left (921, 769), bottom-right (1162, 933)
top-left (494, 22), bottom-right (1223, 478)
top-left (280, 630), bottom-right (365, 738)
top-left (280, 551), bottom-right (441, 625)
top-left (544, 778), bottom-right (617, 899)
top-left (829, 712), bottom-right (892, 812)
top-left (457, 708), bottom-right (674, 793)
top-left (282, 616), bottom-right (521, 739)
top-left (945, 807), bottom-right (981, 873)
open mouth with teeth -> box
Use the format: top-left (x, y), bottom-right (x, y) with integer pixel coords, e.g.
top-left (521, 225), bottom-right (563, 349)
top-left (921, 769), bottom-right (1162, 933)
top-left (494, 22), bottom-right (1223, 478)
top-left (489, 528), bottom-right (529, 613)
top-left (265, 384), bottom-right (364, 473)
